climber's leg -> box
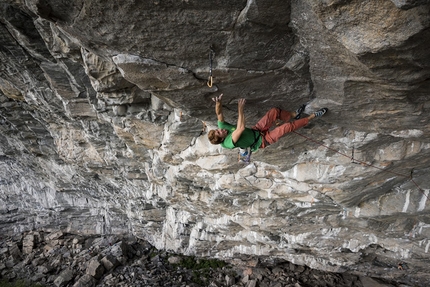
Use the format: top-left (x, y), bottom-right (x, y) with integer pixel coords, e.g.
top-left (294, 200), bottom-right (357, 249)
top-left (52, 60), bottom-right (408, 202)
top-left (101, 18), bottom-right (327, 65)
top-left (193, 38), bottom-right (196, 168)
top-left (264, 118), bottom-right (309, 145)
top-left (252, 108), bottom-right (292, 132)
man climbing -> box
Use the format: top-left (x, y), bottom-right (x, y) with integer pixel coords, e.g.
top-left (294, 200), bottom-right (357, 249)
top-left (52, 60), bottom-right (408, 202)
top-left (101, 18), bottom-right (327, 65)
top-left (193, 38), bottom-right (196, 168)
top-left (208, 94), bottom-right (328, 153)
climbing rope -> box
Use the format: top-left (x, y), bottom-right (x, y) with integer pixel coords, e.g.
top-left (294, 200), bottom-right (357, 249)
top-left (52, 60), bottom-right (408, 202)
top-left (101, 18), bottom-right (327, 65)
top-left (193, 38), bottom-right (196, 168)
top-left (207, 46), bottom-right (215, 87)
top-left (292, 131), bottom-right (429, 200)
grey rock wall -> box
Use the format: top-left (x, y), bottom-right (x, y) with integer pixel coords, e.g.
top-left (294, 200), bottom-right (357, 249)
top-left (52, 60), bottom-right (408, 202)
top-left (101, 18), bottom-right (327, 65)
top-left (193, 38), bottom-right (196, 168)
top-left (1, 0), bottom-right (430, 285)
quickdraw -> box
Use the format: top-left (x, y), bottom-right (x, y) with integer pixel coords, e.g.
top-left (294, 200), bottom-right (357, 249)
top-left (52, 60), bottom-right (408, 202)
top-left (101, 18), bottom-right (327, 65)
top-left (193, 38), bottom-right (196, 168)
top-left (207, 46), bottom-right (215, 87)
top-left (238, 147), bottom-right (252, 164)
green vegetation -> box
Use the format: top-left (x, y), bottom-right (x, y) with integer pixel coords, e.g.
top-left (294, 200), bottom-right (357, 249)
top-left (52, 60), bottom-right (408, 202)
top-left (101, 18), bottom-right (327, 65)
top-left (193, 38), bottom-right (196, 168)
top-left (179, 256), bottom-right (228, 270)
top-left (172, 256), bottom-right (229, 285)
top-left (149, 249), bottom-right (158, 258)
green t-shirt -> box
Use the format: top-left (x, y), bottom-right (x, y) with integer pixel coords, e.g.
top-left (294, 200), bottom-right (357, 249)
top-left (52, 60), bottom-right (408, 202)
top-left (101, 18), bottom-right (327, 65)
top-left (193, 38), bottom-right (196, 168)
top-left (218, 121), bottom-right (262, 152)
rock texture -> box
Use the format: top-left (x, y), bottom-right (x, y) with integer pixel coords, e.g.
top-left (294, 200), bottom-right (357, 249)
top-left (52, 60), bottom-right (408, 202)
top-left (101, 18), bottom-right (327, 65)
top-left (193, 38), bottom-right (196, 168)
top-left (1, 0), bottom-right (430, 286)
top-left (0, 230), bottom-right (373, 287)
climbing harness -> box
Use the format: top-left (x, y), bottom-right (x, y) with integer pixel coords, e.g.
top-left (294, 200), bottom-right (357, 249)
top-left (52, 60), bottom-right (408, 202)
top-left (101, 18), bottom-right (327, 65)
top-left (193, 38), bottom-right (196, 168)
top-left (207, 46), bottom-right (215, 87)
top-left (292, 131), bottom-right (429, 201)
top-left (250, 129), bottom-right (262, 150)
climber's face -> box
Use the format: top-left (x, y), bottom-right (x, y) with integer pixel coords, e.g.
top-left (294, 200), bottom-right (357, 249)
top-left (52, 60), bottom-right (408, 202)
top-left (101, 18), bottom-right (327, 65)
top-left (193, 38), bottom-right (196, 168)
top-left (215, 129), bottom-right (228, 139)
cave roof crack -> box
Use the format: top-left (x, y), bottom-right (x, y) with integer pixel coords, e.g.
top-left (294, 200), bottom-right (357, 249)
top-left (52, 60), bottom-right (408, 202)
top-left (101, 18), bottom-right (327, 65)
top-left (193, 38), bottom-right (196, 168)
top-left (71, 1), bottom-right (86, 27)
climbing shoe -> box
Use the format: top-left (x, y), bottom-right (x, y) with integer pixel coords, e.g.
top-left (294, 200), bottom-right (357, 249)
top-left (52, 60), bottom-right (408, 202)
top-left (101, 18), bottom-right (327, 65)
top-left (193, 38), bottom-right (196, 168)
top-left (314, 108), bottom-right (328, 117)
top-left (294, 104), bottom-right (306, 120)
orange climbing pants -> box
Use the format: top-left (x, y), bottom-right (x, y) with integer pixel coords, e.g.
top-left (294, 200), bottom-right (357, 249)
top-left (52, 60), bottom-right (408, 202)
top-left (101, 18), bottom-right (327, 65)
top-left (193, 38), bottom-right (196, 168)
top-left (252, 108), bottom-right (309, 148)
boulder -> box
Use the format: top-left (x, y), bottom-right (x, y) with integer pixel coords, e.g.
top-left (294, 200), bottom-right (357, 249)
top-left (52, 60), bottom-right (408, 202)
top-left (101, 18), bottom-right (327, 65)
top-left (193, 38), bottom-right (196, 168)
top-left (101, 254), bottom-right (120, 271)
top-left (22, 234), bottom-right (35, 254)
top-left (54, 268), bottom-right (74, 287)
top-left (86, 259), bottom-right (105, 280)
top-left (72, 274), bottom-right (97, 287)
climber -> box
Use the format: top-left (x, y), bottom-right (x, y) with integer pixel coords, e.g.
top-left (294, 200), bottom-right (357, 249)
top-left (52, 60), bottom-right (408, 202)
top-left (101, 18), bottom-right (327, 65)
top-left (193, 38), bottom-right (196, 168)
top-left (207, 94), bottom-right (328, 153)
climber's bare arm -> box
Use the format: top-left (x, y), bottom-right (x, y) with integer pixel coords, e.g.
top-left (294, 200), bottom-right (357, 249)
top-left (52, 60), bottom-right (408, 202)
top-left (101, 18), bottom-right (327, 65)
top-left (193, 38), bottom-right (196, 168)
top-left (212, 94), bottom-right (224, 122)
top-left (231, 98), bottom-right (246, 144)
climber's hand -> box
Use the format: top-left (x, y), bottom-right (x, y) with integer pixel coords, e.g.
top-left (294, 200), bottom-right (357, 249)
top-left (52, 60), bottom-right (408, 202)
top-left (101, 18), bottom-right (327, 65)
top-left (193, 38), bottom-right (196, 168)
top-left (212, 94), bottom-right (223, 103)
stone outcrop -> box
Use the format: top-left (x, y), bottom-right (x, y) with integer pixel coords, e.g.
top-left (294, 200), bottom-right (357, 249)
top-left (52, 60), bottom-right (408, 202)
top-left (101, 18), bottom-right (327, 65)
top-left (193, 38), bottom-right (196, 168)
top-left (1, 230), bottom-right (378, 287)
top-left (1, 0), bottom-right (430, 286)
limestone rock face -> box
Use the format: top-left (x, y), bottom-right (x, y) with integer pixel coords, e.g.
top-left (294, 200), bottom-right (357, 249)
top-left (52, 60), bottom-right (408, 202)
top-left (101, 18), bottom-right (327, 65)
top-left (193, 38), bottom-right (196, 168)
top-left (1, 0), bottom-right (430, 285)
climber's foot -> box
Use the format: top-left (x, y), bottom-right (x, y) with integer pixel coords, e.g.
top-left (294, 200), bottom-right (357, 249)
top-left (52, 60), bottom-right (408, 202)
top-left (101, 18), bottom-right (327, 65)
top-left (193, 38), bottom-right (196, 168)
top-left (314, 108), bottom-right (328, 117)
top-left (294, 104), bottom-right (306, 120)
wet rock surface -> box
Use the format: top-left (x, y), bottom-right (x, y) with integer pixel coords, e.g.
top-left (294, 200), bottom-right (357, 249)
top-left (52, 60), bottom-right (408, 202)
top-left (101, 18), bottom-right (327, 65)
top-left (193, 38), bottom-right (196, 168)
top-left (0, 230), bottom-right (407, 287)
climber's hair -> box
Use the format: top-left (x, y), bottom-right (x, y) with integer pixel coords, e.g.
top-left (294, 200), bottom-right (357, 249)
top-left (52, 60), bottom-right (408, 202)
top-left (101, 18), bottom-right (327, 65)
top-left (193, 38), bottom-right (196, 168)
top-left (208, 130), bottom-right (224, 145)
